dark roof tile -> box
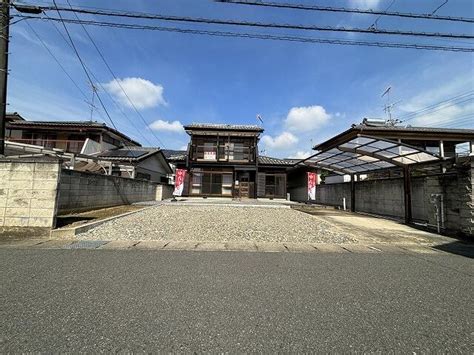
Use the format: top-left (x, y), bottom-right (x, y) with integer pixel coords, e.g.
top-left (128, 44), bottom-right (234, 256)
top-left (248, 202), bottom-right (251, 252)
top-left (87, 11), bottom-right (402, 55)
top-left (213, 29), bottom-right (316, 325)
top-left (184, 123), bottom-right (263, 132)
top-left (258, 156), bottom-right (294, 166)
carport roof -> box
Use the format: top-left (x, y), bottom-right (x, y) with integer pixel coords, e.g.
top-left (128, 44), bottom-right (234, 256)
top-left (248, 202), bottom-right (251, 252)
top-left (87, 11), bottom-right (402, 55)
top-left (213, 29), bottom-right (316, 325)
top-left (299, 134), bottom-right (443, 174)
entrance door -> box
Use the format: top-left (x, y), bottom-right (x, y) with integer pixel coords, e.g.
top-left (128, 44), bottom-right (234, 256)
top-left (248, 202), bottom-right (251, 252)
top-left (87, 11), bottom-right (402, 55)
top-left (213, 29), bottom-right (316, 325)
top-left (236, 172), bottom-right (255, 198)
top-left (240, 176), bottom-right (250, 198)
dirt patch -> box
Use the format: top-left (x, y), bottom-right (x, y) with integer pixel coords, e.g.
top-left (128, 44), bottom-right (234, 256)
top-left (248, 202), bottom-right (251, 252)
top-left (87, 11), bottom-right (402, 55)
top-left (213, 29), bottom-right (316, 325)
top-left (56, 205), bottom-right (144, 228)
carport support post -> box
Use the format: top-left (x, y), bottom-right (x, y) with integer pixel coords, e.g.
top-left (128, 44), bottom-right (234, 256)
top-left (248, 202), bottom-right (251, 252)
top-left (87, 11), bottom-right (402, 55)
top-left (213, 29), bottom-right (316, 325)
top-left (403, 166), bottom-right (412, 224)
top-left (350, 173), bottom-right (355, 212)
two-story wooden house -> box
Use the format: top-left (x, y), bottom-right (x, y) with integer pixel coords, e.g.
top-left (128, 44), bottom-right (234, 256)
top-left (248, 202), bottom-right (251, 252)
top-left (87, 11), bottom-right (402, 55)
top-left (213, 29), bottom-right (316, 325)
top-left (183, 123), bottom-right (293, 199)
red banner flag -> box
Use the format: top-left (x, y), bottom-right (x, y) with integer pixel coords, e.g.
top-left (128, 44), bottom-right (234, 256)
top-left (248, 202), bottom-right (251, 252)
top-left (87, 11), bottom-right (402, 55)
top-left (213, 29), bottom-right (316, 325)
top-left (173, 169), bottom-right (187, 196)
top-left (308, 172), bottom-right (317, 200)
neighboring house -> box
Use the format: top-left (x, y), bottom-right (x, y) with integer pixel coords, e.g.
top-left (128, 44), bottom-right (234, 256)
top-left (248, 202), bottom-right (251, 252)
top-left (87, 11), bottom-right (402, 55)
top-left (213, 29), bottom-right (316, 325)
top-left (162, 149), bottom-right (187, 185)
top-left (312, 121), bottom-right (474, 182)
top-left (162, 149), bottom-right (187, 170)
top-left (5, 112), bottom-right (140, 154)
top-left (315, 121), bottom-right (474, 158)
top-left (4, 112), bottom-right (173, 184)
top-left (94, 147), bottom-right (173, 183)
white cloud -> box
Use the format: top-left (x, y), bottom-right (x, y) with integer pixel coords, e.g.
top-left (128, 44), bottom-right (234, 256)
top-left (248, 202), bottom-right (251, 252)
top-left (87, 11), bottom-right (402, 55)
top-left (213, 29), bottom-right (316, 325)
top-left (261, 132), bottom-right (298, 151)
top-left (149, 119), bottom-right (184, 133)
top-left (399, 77), bottom-right (474, 127)
top-left (350, 0), bottom-right (381, 9)
top-left (285, 105), bottom-right (331, 132)
top-left (103, 77), bottom-right (166, 110)
top-left (289, 150), bottom-right (313, 159)
top-left (410, 102), bottom-right (474, 127)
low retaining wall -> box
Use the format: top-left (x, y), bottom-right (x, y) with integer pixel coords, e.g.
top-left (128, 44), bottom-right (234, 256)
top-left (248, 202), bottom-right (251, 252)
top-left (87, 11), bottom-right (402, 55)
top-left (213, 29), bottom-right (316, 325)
top-left (315, 159), bottom-right (474, 237)
top-left (1, 160), bottom-right (172, 237)
top-left (0, 159), bottom-right (61, 237)
top-left (156, 183), bottom-right (174, 201)
top-left (57, 169), bottom-right (168, 214)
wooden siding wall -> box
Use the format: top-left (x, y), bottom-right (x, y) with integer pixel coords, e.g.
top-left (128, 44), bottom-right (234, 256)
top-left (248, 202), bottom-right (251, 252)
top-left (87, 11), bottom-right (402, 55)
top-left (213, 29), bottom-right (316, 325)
top-left (257, 173), bottom-right (266, 198)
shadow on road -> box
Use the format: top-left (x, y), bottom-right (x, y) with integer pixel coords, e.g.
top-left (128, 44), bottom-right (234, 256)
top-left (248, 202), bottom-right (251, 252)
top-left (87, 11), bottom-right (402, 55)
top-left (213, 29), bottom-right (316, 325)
top-left (433, 241), bottom-right (474, 259)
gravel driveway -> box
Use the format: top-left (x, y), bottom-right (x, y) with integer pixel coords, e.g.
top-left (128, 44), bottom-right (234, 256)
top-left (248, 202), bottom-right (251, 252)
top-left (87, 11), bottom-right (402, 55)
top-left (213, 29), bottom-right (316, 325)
top-left (79, 205), bottom-right (354, 244)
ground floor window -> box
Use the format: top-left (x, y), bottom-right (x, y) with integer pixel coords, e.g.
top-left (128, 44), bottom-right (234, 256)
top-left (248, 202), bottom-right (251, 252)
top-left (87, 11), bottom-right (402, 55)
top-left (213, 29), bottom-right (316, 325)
top-left (190, 169), bottom-right (233, 196)
top-left (258, 173), bottom-right (286, 198)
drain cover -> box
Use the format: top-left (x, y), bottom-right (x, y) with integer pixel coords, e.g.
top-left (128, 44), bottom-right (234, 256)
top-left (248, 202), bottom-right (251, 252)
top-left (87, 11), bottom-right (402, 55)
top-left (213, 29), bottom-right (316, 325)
top-left (63, 240), bottom-right (108, 249)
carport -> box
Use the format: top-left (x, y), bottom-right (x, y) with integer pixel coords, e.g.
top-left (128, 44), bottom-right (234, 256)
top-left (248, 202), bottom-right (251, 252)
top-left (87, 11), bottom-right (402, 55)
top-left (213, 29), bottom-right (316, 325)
top-left (298, 135), bottom-right (443, 224)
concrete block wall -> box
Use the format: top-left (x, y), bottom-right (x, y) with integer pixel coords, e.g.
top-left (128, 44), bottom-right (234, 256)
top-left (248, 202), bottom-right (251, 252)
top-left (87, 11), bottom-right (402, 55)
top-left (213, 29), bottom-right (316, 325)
top-left (0, 159), bottom-right (61, 237)
top-left (355, 178), bottom-right (404, 218)
top-left (57, 169), bottom-right (159, 214)
top-left (288, 186), bottom-right (307, 202)
top-left (315, 182), bottom-right (352, 209)
top-left (156, 184), bottom-right (174, 201)
top-left (315, 160), bottom-right (474, 237)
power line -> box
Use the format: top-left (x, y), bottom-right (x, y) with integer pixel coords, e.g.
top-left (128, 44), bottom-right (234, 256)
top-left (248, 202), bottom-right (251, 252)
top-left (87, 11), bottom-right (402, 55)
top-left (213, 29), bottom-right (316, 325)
top-left (17, 16), bottom-right (474, 53)
top-left (431, 0), bottom-right (449, 15)
top-left (43, 14), bottom-right (154, 146)
top-left (213, 0), bottom-right (474, 24)
top-left (399, 91), bottom-right (474, 122)
top-left (62, 0), bottom-right (165, 149)
top-left (421, 113), bottom-right (474, 126)
top-left (24, 20), bottom-right (119, 129)
top-left (49, 0), bottom-right (139, 152)
top-left (401, 96), bottom-right (473, 122)
top-left (368, 0), bottom-right (396, 30)
top-left (23, 19), bottom-right (89, 102)
top-left (22, 5), bottom-right (474, 40)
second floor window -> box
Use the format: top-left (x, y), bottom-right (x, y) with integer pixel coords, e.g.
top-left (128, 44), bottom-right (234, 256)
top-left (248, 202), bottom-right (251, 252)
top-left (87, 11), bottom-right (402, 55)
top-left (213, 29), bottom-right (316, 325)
top-left (203, 142), bottom-right (217, 161)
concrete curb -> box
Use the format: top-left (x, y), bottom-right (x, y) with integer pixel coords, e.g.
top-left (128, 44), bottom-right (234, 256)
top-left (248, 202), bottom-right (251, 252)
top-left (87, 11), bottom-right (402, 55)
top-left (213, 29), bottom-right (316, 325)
top-left (0, 238), bottom-right (462, 255)
top-left (50, 207), bottom-right (150, 239)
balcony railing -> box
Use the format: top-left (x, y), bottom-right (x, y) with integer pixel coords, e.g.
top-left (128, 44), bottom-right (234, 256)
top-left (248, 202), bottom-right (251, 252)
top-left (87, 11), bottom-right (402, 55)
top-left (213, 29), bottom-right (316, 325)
top-left (6, 138), bottom-right (85, 154)
top-left (192, 144), bottom-right (254, 162)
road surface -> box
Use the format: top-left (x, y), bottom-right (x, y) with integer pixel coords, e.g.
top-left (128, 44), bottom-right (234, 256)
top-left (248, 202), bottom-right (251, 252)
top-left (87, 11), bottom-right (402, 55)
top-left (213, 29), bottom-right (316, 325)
top-left (1, 248), bottom-right (473, 352)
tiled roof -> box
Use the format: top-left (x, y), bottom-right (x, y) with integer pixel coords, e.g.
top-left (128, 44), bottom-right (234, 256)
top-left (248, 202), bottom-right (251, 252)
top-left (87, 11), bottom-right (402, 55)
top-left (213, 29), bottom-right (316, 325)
top-left (258, 156), bottom-right (294, 166)
top-left (8, 120), bottom-right (107, 127)
top-left (353, 124), bottom-right (474, 134)
top-left (162, 149), bottom-right (187, 161)
top-left (6, 112), bottom-right (26, 122)
top-left (184, 123), bottom-right (264, 132)
top-left (96, 147), bottom-right (161, 161)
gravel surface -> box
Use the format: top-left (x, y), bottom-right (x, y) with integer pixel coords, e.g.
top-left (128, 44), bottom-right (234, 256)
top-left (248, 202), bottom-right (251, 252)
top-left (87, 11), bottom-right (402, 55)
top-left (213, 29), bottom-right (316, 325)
top-left (79, 205), bottom-right (354, 243)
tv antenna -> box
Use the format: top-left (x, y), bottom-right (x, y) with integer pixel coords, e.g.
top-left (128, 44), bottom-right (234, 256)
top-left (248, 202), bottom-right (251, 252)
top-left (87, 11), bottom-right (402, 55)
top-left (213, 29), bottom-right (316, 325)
top-left (85, 83), bottom-right (98, 122)
top-left (382, 86), bottom-right (401, 126)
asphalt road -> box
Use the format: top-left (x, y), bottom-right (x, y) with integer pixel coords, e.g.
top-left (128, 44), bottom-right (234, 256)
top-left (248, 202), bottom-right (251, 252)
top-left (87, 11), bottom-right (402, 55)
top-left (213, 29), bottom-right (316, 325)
top-left (1, 249), bottom-right (473, 352)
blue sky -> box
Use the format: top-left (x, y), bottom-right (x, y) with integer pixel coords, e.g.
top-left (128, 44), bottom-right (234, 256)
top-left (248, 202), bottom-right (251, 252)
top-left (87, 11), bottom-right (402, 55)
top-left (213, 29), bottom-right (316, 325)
top-left (8, 0), bottom-right (474, 157)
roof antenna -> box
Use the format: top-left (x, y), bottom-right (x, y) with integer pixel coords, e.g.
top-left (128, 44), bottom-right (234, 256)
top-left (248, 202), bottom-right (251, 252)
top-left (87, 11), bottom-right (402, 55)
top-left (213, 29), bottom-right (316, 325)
top-left (85, 83), bottom-right (98, 122)
top-left (256, 114), bottom-right (264, 126)
top-left (382, 86), bottom-right (401, 126)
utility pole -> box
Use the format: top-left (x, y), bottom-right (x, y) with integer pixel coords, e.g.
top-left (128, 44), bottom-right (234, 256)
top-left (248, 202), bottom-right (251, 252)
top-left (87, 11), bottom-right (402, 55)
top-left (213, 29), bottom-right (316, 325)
top-left (0, 0), bottom-right (9, 156)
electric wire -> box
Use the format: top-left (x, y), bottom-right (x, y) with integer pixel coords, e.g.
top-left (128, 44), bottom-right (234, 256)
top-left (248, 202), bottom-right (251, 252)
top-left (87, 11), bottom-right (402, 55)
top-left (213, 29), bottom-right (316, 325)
top-left (213, 0), bottom-right (474, 24)
top-left (44, 14), bottom-right (154, 147)
top-left (22, 5), bottom-right (474, 40)
top-left (399, 91), bottom-right (474, 122)
top-left (13, 0), bottom-right (474, 24)
top-left (50, 0), bottom-right (142, 155)
top-left (16, 15), bottom-right (474, 53)
top-left (24, 19), bottom-right (89, 102)
top-left (63, 0), bottom-right (165, 148)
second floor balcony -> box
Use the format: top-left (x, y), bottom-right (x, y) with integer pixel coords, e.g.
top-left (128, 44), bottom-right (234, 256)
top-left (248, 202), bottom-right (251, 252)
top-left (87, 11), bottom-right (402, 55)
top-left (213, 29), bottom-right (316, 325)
top-left (191, 143), bottom-right (255, 163)
top-left (6, 138), bottom-right (86, 154)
